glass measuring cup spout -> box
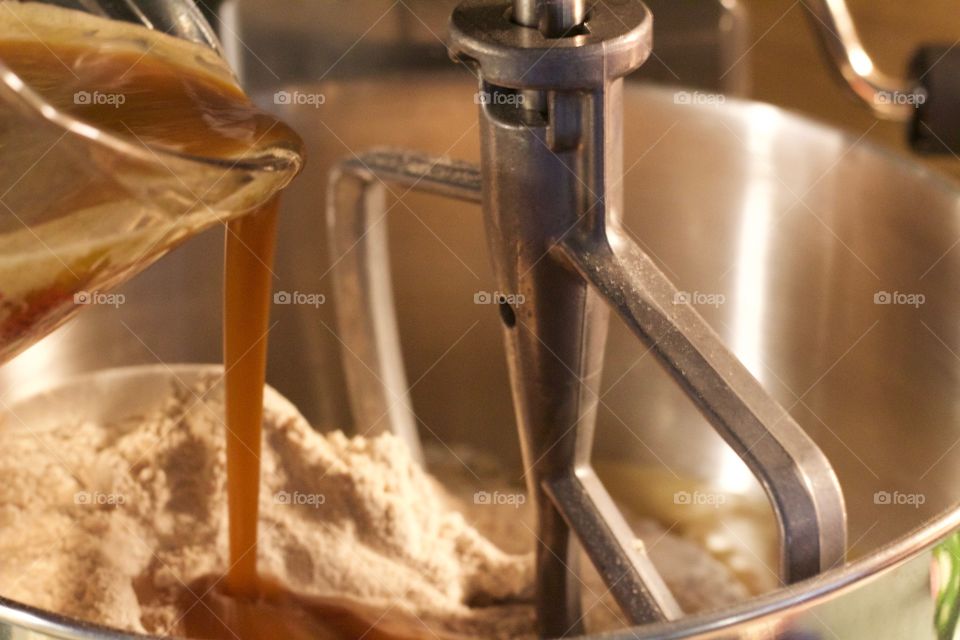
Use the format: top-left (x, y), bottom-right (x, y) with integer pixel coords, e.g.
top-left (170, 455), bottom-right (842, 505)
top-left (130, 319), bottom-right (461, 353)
top-left (0, 0), bottom-right (303, 364)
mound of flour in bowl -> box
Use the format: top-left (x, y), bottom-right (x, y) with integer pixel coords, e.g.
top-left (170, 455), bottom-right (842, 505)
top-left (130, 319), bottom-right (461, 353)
top-left (0, 369), bottom-right (748, 638)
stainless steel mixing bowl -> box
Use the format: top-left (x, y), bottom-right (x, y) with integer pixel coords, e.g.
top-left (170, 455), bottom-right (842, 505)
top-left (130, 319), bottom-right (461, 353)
top-left (3, 3), bottom-right (960, 639)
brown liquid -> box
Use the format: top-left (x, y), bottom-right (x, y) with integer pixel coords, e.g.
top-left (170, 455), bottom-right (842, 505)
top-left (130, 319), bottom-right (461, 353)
top-left (182, 576), bottom-right (425, 640)
top-left (0, 6), bottom-right (403, 639)
top-left (223, 198), bottom-right (279, 596)
top-left (0, 38), bottom-right (294, 158)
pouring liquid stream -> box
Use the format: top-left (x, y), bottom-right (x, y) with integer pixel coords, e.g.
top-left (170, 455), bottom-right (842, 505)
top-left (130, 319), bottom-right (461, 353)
top-left (223, 200), bottom-right (278, 597)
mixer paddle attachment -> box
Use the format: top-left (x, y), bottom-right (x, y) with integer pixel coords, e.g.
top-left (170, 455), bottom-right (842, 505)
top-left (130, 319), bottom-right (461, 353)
top-left (326, 150), bottom-right (483, 465)
top-left (326, 0), bottom-right (848, 635)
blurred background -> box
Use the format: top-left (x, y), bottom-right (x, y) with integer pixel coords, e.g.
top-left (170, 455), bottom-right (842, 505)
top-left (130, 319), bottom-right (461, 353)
top-left (740, 0), bottom-right (960, 180)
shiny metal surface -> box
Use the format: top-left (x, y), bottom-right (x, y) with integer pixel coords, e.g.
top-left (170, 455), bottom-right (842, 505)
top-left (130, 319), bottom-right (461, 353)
top-left (2, 34), bottom-right (960, 640)
top-left (556, 224), bottom-right (848, 582)
top-left (326, 149), bottom-right (484, 464)
top-left (449, 0), bottom-right (652, 91)
top-left (802, 0), bottom-right (925, 121)
top-left (513, 0), bottom-right (586, 36)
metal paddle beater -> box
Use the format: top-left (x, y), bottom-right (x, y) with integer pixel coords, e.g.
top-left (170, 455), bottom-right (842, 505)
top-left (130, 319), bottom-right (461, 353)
top-left (326, 0), bottom-right (847, 635)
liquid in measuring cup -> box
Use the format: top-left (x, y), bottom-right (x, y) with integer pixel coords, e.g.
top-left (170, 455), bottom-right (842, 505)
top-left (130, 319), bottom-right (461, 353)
top-left (0, 2), bottom-right (301, 362)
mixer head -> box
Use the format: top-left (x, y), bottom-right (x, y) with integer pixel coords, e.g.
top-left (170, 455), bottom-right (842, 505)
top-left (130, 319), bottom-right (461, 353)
top-left (326, 0), bottom-right (848, 635)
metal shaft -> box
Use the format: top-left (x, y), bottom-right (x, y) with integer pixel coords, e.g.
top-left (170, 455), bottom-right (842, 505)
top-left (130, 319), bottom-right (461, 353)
top-left (513, 0), bottom-right (587, 35)
top-left (477, 81), bottom-right (683, 635)
top-left (452, 1), bottom-right (677, 634)
top-left (512, 0), bottom-right (587, 117)
top-left (512, 0), bottom-right (538, 27)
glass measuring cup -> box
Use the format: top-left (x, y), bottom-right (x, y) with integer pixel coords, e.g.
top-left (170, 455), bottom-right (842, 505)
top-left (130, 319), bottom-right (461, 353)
top-left (0, 0), bottom-right (303, 363)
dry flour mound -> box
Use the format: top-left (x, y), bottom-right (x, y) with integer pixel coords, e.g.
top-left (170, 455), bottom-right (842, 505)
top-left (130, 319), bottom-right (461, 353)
top-left (0, 367), bottom-right (749, 639)
top-left (0, 370), bottom-right (535, 639)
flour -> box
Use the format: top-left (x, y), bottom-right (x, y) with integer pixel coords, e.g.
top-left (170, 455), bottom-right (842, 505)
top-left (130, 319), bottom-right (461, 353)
top-left (0, 370), bottom-right (748, 638)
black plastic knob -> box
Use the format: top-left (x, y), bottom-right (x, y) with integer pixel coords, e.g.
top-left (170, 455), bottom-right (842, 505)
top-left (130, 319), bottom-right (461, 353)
top-left (909, 45), bottom-right (960, 155)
